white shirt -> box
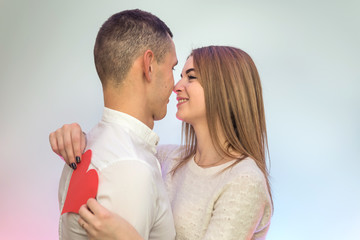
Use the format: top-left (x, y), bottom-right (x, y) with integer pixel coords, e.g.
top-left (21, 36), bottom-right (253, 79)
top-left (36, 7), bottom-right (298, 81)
top-left (157, 145), bottom-right (272, 240)
top-left (58, 107), bottom-right (176, 240)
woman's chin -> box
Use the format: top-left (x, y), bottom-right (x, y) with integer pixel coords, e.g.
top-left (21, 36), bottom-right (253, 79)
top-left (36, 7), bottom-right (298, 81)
top-left (175, 112), bottom-right (185, 121)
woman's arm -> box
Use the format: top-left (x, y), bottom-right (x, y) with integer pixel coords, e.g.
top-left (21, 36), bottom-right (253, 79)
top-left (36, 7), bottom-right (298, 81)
top-left (203, 174), bottom-right (271, 240)
top-left (50, 124), bottom-right (146, 239)
top-left (78, 198), bottom-right (143, 240)
top-left (49, 123), bottom-right (86, 168)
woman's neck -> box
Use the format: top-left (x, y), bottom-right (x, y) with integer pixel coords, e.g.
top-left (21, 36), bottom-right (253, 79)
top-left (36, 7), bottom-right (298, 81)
top-left (192, 123), bottom-right (234, 168)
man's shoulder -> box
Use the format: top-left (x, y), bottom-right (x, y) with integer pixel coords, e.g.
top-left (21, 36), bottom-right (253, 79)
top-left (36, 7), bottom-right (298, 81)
top-left (88, 122), bottom-right (135, 148)
top-left (87, 125), bottom-right (156, 171)
top-left (98, 159), bottom-right (157, 180)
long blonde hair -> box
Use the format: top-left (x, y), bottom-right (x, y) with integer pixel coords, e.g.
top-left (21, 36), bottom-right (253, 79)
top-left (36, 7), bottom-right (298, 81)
top-left (173, 46), bottom-right (272, 204)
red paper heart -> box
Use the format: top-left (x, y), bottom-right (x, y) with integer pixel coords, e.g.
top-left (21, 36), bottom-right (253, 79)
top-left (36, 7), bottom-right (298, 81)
top-left (61, 149), bottom-right (98, 214)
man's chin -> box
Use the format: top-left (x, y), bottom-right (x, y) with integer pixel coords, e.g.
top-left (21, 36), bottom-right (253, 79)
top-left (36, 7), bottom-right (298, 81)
top-left (153, 111), bottom-right (167, 121)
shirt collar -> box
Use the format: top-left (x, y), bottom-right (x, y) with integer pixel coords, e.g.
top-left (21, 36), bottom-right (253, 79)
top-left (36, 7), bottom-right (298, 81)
top-left (101, 107), bottom-right (159, 153)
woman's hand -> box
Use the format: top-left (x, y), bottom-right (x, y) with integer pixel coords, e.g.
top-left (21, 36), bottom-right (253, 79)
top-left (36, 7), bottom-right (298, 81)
top-left (49, 123), bottom-right (86, 168)
top-left (78, 198), bottom-right (143, 240)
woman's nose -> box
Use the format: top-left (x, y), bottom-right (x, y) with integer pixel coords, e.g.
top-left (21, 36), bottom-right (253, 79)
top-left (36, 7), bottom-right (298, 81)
top-left (173, 80), bottom-right (183, 93)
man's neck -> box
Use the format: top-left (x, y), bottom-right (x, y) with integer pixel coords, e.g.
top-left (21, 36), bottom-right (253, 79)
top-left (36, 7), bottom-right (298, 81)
top-left (103, 86), bottom-right (154, 129)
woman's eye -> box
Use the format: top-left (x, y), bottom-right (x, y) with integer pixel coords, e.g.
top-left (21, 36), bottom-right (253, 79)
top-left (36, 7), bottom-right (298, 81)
top-left (188, 75), bottom-right (197, 80)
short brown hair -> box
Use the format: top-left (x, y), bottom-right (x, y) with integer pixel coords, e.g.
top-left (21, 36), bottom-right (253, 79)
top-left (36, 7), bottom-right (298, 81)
top-left (94, 9), bottom-right (173, 87)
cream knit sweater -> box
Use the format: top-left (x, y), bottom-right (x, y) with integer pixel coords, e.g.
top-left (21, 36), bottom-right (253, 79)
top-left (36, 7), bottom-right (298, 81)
top-left (157, 145), bottom-right (272, 240)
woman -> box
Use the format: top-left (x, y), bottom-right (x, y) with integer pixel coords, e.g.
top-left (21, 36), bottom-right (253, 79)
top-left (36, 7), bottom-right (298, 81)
top-left (50, 46), bottom-right (273, 239)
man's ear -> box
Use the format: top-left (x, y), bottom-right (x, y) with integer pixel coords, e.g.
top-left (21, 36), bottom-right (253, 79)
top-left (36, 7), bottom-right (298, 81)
top-left (143, 50), bottom-right (154, 82)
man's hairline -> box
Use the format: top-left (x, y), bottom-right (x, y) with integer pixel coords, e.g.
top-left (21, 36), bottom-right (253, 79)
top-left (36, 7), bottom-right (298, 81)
top-left (100, 33), bottom-right (174, 87)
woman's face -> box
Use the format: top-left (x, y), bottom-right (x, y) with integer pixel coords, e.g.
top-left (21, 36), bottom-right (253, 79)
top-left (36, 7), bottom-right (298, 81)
top-left (173, 56), bottom-right (206, 125)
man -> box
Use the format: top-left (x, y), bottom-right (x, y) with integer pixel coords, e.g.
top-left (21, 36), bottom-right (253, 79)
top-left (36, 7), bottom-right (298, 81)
top-left (54, 9), bottom-right (178, 239)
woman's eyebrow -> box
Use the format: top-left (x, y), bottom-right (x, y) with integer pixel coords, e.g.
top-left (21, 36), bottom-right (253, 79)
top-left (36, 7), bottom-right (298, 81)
top-left (181, 68), bottom-right (196, 78)
top-left (186, 68), bottom-right (195, 74)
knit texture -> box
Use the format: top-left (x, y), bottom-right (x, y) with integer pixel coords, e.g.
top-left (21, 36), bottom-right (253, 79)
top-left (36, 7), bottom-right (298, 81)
top-left (157, 145), bottom-right (272, 240)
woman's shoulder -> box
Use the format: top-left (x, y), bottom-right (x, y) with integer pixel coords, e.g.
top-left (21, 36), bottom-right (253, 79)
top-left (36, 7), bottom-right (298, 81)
top-left (229, 158), bottom-right (266, 181)
top-left (223, 158), bottom-right (270, 199)
top-left (157, 144), bottom-right (181, 154)
top-left (156, 144), bottom-right (185, 165)
top-left (156, 144), bottom-right (182, 158)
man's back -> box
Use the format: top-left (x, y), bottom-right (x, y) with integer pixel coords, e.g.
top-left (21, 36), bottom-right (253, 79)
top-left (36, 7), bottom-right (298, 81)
top-left (58, 107), bottom-right (175, 239)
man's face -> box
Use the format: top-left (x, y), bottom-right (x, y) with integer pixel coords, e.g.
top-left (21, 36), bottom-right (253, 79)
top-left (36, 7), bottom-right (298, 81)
top-left (151, 39), bottom-right (178, 121)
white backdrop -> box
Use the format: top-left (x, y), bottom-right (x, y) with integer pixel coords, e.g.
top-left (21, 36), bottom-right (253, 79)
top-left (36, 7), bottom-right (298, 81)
top-left (0, 0), bottom-right (359, 239)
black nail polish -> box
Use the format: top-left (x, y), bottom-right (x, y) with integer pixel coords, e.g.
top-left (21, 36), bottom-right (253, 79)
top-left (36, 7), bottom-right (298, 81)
top-left (76, 156), bottom-right (81, 163)
top-left (70, 163), bottom-right (77, 170)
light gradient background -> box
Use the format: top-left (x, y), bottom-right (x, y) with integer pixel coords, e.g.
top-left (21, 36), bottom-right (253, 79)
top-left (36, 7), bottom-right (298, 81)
top-left (1, 0), bottom-right (359, 239)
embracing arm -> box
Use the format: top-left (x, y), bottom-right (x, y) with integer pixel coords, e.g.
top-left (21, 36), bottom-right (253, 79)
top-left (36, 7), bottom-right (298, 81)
top-left (78, 198), bottom-right (143, 240)
top-left (71, 161), bottom-right (157, 240)
top-left (203, 174), bottom-right (272, 240)
top-left (51, 125), bottom-right (153, 239)
top-left (49, 123), bottom-right (86, 168)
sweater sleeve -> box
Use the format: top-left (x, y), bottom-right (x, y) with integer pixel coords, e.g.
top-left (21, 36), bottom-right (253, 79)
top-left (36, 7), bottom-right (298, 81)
top-left (156, 144), bottom-right (181, 166)
top-left (202, 173), bottom-right (270, 240)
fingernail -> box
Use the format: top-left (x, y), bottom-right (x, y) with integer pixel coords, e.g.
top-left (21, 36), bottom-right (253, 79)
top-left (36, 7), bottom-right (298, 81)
top-left (76, 156), bottom-right (81, 163)
top-left (70, 163), bottom-right (77, 170)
